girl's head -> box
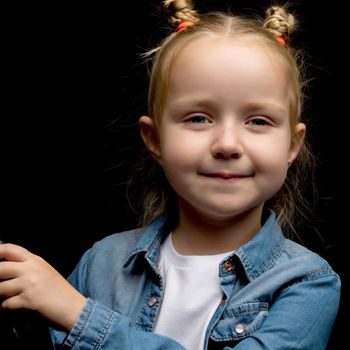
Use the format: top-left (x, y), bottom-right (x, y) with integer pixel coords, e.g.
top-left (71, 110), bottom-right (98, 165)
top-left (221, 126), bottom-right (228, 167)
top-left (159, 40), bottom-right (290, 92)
top-left (148, 3), bottom-right (301, 133)
top-left (136, 0), bottom-right (315, 237)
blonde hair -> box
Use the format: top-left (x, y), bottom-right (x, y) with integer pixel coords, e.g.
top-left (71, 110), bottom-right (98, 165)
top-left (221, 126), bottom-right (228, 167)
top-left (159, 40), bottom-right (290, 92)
top-left (132, 0), bottom-right (316, 238)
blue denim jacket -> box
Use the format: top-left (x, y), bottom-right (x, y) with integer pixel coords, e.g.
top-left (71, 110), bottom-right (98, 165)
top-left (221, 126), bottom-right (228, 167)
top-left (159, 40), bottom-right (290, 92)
top-left (51, 212), bottom-right (340, 349)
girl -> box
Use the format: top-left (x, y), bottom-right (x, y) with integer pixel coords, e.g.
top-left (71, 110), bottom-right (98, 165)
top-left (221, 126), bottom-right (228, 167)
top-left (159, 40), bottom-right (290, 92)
top-left (0, 1), bottom-right (341, 349)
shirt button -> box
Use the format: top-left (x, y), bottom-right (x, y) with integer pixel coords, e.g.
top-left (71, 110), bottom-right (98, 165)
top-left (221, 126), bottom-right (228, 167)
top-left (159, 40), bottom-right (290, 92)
top-left (234, 323), bottom-right (245, 334)
top-left (148, 296), bottom-right (157, 307)
top-left (224, 260), bottom-right (232, 271)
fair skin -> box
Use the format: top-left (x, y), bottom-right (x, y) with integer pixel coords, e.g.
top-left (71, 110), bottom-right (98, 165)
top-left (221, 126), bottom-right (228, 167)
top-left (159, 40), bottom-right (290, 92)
top-left (0, 35), bottom-right (305, 332)
top-left (0, 243), bottom-right (86, 331)
top-left (140, 36), bottom-right (305, 255)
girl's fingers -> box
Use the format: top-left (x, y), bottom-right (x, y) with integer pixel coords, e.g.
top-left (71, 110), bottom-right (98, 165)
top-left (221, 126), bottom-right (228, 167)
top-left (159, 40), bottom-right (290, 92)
top-left (0, 243), bottom-right (33, 262)
top-left (0, 279), bottom-right (22, 304)
top-left (0, 260), bottom-right (20, 280)
top-left (1, 294), bottom-right (27, 310)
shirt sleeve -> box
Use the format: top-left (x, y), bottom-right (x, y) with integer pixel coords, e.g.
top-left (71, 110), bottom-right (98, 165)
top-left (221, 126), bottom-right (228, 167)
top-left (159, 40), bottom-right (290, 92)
top-left (51, 298), bottom-right (186, 350)
top-left (50, 248), bottom-right (186, 350)
top-left (223, 271), bottom-right (341, 350)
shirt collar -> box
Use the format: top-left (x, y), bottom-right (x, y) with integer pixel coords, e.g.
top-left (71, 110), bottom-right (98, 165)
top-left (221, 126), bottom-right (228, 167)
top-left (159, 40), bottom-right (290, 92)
top-left (123, 211), bottom-right (285, 281)
top-left (123, 216), bottom-right (167, 268)
top-left (233, 210), bottom-right (285, 281)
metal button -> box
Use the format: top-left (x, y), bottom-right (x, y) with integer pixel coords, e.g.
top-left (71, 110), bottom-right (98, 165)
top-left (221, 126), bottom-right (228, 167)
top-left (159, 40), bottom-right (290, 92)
top-left (224, 260), bottom-right (232, 271)
top-left (148, 296), bottom-right (157, 307)
top-left (234, 323), bottom-right (245, 334)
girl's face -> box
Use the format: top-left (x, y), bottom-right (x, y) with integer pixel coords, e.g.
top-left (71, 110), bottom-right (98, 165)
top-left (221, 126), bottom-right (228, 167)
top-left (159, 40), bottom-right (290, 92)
top-left (141, 36), bottom-right (305, 223)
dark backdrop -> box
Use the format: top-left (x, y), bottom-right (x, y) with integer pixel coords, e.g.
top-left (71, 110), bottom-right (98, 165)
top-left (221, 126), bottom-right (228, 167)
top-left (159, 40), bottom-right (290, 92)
top-left (3, 1), bottom-right (348, 349)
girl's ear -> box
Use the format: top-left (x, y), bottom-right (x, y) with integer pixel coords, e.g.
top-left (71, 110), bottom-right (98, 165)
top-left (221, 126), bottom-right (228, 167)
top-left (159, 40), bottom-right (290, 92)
top-left (139, 116), bottom-right (162, 164)
top-left (288, 122), bottom-right (306, 165)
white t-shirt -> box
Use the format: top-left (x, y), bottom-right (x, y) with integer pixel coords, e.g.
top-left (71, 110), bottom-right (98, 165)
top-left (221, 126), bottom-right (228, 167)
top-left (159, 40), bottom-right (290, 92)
top-left (154, 233), bottom-right (232, 350)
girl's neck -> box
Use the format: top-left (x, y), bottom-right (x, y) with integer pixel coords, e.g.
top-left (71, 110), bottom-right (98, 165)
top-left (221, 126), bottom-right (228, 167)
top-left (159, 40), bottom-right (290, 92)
top-left (172, 203), bottom-right (263, 256)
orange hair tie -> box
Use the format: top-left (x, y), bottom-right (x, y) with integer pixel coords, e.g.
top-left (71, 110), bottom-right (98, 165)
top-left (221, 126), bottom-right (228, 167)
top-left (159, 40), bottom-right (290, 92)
top-left (176, 21), bottom-right (195, 32)
top-left (275, 35), bottom-right (287, 46)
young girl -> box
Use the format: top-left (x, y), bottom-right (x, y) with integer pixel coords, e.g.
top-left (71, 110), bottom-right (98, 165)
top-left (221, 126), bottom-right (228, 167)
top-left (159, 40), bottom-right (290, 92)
top-left (0, 1), bottom-right (341, 349)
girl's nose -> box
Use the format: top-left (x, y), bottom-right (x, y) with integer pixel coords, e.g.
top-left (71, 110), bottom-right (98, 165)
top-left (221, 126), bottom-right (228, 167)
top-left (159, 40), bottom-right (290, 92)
top-left (210, 127), bottom-right (243, 159)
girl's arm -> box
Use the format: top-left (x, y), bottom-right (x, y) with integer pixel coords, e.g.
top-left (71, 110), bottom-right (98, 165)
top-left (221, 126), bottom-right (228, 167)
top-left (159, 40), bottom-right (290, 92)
top-left (51, 298), bottom-right (186, 349)
top-left (220, 273), bottom-right (340, 350)
top-left (0, 243), bottom-right (86, 331)
top-left (0, 243), bottom-right (186, 350)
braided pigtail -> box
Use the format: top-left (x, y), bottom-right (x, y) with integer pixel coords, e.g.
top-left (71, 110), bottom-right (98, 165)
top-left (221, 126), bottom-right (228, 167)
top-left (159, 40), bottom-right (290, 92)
top-left (263, 5), bottom-right (296, 45)
top-left (162, 0), bottom-right (200, 30)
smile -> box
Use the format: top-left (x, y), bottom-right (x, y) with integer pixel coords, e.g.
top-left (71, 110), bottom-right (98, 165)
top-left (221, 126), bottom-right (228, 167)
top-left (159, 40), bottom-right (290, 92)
top-left (200, 173), bottom-right (252, 180)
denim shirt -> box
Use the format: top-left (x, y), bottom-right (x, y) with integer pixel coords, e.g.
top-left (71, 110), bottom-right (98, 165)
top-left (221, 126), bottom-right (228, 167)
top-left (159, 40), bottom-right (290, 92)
top-left (51, 212), bottom-right (341, 349)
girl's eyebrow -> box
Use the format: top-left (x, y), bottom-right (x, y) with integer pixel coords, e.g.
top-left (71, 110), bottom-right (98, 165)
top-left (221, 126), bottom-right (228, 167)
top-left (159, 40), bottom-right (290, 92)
top-left (165, 98), bottom-right (215, 114)
top-left (170, 97), bottom-right (214, 107)
top-left (169, 98), bottom-right (287, 115)
top-left (242, 102), bottom-right (287, 114)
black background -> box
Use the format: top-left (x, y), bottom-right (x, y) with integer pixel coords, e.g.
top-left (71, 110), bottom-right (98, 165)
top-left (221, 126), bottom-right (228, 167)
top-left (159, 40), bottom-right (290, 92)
top-left (2, 1), bottom-right (348, 349)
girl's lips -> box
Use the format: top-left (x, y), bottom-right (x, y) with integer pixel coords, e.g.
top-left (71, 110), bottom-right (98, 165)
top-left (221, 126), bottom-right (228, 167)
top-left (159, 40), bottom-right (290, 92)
top-left (201, 172), bottom-right (251, 179)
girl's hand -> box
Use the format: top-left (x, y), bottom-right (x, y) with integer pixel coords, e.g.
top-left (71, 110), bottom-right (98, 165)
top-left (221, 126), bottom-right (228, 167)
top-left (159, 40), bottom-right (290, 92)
top-left (0, 243), bottom-right (86, 331)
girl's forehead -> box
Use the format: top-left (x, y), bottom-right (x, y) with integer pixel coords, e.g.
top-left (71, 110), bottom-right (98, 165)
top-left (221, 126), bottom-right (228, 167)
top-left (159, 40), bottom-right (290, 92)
top-left (170, 36), bottom-right (288, 87)
top-left (173, 34), bottom-right (285, 72)
top-left (162, 35), bottom-right (292, 121)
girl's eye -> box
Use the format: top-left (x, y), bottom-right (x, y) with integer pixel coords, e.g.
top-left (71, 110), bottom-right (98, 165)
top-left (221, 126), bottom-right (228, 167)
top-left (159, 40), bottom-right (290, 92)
top-left (187, 115), bottom-right (208, 123)
top-left (248, 118), bottom-right (270, 126)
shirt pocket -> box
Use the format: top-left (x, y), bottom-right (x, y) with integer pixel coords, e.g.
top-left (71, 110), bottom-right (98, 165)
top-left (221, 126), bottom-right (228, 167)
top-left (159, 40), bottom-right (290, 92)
top-left (210, 301), bottom-right (269, 342)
